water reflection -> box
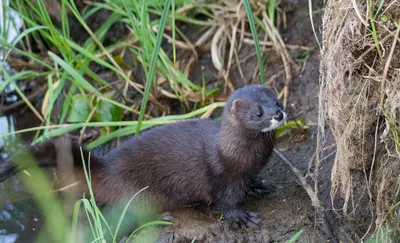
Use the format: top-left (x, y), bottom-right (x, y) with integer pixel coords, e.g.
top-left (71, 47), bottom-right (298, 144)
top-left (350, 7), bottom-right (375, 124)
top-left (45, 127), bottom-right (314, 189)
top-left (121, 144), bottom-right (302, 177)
top-left (0, 114), bottom-right (44, 243)
top-left (0, 114), bottom-right (43, 243)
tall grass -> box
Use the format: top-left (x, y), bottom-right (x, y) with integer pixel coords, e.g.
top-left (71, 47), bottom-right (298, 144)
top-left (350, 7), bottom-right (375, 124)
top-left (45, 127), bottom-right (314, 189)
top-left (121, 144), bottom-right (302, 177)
top-left (0, 0), bottom-right (225, 140)
top-left (132, 0), bottom-right (171, 135)
top-left (0, 0), bottom-right (277, 143)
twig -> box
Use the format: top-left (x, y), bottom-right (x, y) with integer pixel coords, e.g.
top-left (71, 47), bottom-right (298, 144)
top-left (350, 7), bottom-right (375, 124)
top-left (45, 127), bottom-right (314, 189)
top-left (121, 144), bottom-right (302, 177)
top-left (211, 26), bottom-right (225, 72)
top-left (273, 148), bottom-right (339, 243)
top-left (194, 26), bottom-right (216, 47)
top-left (243, 38), bottom-right (315, 51)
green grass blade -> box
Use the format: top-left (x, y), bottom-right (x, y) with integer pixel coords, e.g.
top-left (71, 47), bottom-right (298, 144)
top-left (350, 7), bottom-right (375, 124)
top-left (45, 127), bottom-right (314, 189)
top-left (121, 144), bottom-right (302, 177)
top-left (374, 0), bottom-right (385, 18)
top-left (243, 0), bottom-right (264, 83)
top-left (0, 38), bottom-right (55, 70)
top-left (126, 221), bottom-right (172, 242)
top-left (88, 126), bottom-right (138, 149)
top-left (66, 39), bottom-right (131, 84)
top-left (135, 0), bottom-right (171, 135)
top-left (80, 149), bottom-right (107, 240)
top-left (287, 229), bottom-right (304, 243)
top-left (0, 71), bottom-right (49, 95)
top-left (59, 83), bottom-right (77, 124)
top-left (61, 0), bottom-right (70, 38)
top-left (112, 187), bottom-right (149, 242)
top-left (81, 199), bottom-right (98, 241)
top-left (367, 0), bottom-right (382, 60)
top-left (0, 102), bottom-right (225, 148)
top-left (48, 51), bottom-right (101, 95)
top-left (268, 0), bottom-right (277, 26)
top-left (172, 0), bottom-right (176, 65)
top-left (0, 25), bottom-right (49, 71)
top-left (70, 199), bottom-right (83, 243)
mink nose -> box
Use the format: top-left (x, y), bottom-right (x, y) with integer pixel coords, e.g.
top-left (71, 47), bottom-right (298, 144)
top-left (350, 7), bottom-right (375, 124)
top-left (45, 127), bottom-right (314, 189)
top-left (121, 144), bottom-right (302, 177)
top-left (273, 110), bottom-right (284, 121)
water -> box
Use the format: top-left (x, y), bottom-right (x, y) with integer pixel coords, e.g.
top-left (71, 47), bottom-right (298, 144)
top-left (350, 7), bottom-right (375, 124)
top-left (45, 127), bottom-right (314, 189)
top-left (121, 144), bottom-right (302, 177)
top-left (0, 114), bottom-right (43, 243)
top-left (0, 3), bottom-right (43, 242)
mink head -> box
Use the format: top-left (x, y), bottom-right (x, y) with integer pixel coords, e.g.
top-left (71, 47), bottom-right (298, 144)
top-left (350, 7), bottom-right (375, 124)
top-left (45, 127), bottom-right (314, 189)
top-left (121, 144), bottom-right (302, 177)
top-left (226, 85), bottom-right (287, 133)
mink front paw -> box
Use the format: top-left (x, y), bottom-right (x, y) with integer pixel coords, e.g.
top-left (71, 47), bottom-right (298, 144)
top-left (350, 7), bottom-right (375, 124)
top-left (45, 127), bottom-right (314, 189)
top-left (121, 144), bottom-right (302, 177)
top-left (223, 209), bottom-right (262, 228)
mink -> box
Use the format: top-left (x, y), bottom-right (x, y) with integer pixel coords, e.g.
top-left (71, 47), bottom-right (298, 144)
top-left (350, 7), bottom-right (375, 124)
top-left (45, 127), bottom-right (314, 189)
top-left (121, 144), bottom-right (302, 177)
top-left (0, 85), bottom-right (286, 228)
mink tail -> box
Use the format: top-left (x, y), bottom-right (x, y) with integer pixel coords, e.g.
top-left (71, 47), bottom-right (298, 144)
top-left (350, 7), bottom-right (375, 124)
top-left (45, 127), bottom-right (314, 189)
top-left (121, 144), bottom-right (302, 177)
top-left (0, 135), bottom-right (103, 183)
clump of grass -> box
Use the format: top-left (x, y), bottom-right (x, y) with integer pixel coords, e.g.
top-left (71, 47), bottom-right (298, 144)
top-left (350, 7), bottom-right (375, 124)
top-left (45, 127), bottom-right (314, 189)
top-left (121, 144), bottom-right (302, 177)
top-left (0, 0), bottom-right (304, 147)
top-left (1, 0), bottom-right (230, 142)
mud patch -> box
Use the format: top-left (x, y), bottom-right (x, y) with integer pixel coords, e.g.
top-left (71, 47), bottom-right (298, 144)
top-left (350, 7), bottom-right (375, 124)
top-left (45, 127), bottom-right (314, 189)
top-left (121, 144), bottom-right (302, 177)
top-left (155, 0), bottom-right (333, 242)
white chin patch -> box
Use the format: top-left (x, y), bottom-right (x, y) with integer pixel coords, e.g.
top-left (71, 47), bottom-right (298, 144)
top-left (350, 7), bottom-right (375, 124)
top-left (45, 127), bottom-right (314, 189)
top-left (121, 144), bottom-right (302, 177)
top-left (261, 111), bottom-right (287, 132)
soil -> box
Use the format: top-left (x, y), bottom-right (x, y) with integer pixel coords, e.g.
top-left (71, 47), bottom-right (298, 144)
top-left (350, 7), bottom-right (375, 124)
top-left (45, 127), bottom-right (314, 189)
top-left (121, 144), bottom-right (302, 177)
top-left (0, 0), bottom-right (346, 242)
top-left (154, 1), bottom-right (336, 242)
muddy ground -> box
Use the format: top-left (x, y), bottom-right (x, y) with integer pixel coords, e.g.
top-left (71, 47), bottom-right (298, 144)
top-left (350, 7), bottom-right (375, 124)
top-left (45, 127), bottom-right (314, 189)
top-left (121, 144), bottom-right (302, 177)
top-left (155, 1), bottom-right (335, 242)
top-left (0, 0), bottom-right (352, 242)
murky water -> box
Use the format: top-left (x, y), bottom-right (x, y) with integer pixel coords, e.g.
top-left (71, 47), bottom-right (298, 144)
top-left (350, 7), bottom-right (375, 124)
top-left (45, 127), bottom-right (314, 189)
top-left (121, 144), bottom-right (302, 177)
top-left (1, 44), bottom-right (42, 242)
top-left (0, 2), bottom-right (43, 242)
top-left (0, 113), bottom-right (43, 243)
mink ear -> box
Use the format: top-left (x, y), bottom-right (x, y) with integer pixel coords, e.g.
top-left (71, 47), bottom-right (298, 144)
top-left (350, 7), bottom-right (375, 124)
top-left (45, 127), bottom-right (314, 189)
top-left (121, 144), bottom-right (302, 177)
top-left (231, 99), bottom-right (244, 116)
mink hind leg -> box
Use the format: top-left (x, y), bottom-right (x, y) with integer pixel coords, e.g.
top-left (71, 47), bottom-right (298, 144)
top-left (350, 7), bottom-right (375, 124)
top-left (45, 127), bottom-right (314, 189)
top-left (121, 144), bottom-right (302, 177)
top-left (214, 183), bottom-right (262, 228)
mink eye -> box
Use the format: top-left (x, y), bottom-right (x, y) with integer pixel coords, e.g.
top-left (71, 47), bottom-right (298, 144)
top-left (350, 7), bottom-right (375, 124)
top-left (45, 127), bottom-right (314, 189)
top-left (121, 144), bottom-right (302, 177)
top-left (256, 107), bottom-right (263, 117)
top-left (275, 101), bottom-right (280, 106)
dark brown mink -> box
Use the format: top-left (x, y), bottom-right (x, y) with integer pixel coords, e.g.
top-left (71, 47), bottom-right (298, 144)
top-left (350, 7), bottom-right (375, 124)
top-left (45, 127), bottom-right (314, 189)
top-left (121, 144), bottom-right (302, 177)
top-left (0, 84), bottom-right (287, 228)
